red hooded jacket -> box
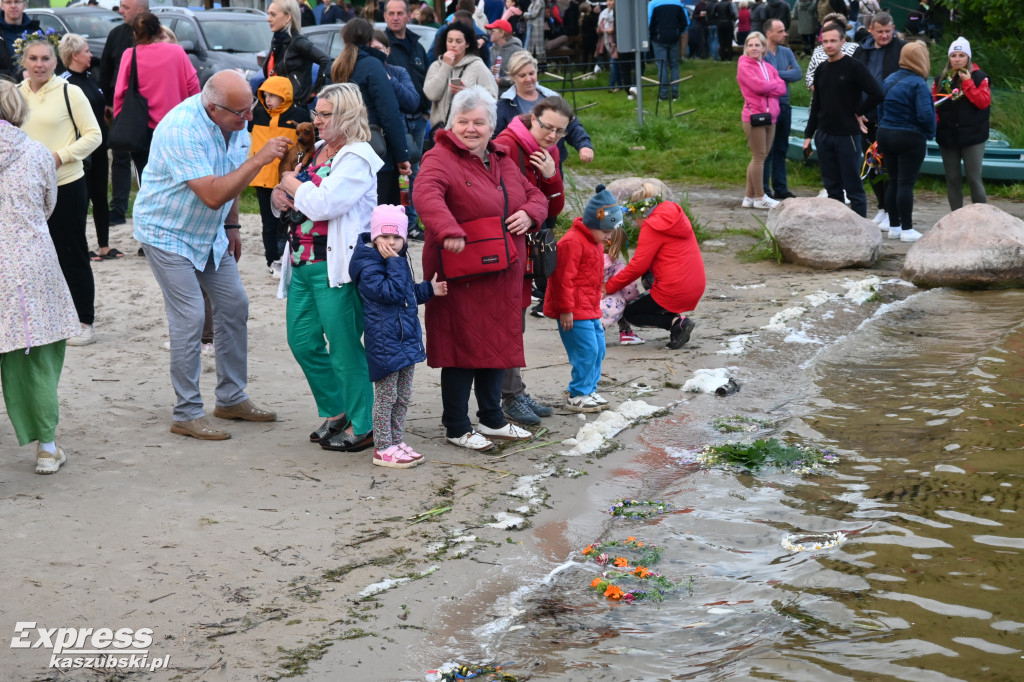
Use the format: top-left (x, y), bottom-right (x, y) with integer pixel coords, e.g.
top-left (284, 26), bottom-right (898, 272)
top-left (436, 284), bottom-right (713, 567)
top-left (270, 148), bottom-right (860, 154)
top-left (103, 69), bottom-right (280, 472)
top-left (605, 202), bottom-right (706, 313)
top-left (543, 218), bottom-right (605, 321)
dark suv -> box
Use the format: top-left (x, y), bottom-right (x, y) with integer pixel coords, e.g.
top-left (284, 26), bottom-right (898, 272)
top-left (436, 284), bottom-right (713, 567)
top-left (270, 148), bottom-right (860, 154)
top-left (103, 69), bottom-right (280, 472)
top-left (151, 7), bottom-right (270, 85)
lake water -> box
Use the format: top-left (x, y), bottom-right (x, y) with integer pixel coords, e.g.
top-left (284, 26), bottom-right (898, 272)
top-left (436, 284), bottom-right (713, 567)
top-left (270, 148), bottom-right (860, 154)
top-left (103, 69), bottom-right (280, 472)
top-left (426, 288), bottom-right (1024, 681)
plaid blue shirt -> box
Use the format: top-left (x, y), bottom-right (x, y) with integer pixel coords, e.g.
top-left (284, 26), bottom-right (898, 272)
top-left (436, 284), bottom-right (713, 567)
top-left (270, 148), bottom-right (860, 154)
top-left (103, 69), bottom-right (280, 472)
top-left (133, 95), bottom-right (252, 270)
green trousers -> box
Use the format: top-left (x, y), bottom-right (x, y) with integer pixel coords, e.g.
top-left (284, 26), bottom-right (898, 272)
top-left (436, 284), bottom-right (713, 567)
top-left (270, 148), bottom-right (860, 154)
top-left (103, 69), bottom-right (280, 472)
top-left (286, 262), bottom-right (374, 434)
top-left (1, 341), bottom-right (66, 446)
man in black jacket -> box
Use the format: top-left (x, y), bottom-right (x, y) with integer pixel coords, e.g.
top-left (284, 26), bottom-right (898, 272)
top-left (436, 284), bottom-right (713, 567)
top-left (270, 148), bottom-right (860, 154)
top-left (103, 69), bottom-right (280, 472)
top-left (100, 0), bottom-right (147, 226)
top-left (803, 22), bottom-right (883, 218)
top-left (648, 0), bottom-right (688, 101)
top-left (853, 11), bottom-right (905, 225)
top-left (711, 0), bottom-right (737, 62)
top-left (0, 0), bottom-right (40, 80)
top-left (384, 0), bottom-right (429, 239)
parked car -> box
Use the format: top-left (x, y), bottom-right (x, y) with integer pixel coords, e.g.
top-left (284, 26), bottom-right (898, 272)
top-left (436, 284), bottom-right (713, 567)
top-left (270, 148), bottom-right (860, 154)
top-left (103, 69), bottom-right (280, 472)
top-left (303, 21), bottom-right (437, 61)
top-left (151, 6), bottom-right (270, 85)
top-left (26, 6), bottom-right (121, 71)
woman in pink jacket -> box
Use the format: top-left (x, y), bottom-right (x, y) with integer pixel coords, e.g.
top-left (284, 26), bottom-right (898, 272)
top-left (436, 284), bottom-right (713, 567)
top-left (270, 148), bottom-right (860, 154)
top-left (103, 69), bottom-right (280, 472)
top-left (736, 31), bottom-right (787, 209)
top-left (113, 11), bottom-right (199, 177)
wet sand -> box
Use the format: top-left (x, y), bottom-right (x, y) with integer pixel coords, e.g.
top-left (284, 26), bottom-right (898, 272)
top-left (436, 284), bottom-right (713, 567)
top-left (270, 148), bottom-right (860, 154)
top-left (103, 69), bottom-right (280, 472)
top-left (2, 185), bottom-right (1022, 681)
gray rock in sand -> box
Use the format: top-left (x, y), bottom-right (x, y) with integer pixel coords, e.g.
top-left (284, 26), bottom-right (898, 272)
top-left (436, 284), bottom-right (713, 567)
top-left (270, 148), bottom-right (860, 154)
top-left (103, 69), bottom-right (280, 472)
top-left (767, 197), bottom-right (881, 270)
top-left (604, 177), bottom-right (674, 203)
top-left (902, 204), bottom-right (1024, 289)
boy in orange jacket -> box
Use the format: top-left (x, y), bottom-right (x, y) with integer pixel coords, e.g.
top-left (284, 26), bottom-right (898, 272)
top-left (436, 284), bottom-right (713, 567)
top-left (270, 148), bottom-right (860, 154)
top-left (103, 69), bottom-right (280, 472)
top-left (543, 185), bottom-right (622, 413)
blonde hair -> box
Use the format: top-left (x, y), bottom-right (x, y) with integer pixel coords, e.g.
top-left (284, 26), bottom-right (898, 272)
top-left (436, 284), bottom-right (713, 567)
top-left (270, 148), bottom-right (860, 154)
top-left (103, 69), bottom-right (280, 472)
top-left (57, 33), bottom-right (88, 67)
top-left (318, 83), bottom-right (371, 144)
top-left (271, 0), bottom-right (303, 35)
top-left (0, 79), bottom-right (28, 127)
top-left (507, 50), bottom-right (537, 78)
top-left (628, 182), bottom-right (660, 203)
top-left (605, 227), bottom-right (629, 260)
top-left (745, 31), bottom-right (767, 50)
top-left (18, 37), bottom-right (56, 68)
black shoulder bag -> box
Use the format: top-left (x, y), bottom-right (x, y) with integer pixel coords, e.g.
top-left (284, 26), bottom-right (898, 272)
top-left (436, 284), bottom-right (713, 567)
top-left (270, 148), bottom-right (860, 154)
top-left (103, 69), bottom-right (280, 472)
top-left (108, 48), bottom-right (151, 154)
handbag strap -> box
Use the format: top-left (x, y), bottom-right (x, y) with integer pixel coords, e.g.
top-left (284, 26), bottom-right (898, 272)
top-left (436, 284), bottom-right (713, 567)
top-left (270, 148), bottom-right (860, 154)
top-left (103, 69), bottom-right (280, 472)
top-left (62, 83), bottom-right (80, 141)
top-left (129, 47), bottom-right (140, 93)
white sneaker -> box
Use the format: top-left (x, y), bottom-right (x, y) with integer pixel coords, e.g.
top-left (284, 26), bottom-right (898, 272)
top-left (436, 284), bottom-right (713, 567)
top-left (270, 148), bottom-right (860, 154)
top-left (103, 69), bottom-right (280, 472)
top-left (447, 431), bottom-right (493, 451)
top-left (35, 443), bottom-right (66, 475)
top-left (476, 422), bottom-right (532, 440)
top-left (628, 86), bottom-right (637, 97)
top-left (201, 342), bottom-right (215, 356)
top-left (879, 221), bottom-right (891, 232)
top-left (66, 324), bottom-right (95, 346)
top-left (872, 209), bottom-right (888, 225)
top-left (589, 392), bottom-right (610, 408)
top-left (900, 228), bottom-right (923, 242)
top-left (594, 64), bottom-right (602, 74)
top-left (888, 227), bottom-right (902, 240)
top-left (566, 394), bottom-right (603, 413)
top-left (741, 196), bottom-right (756, 208)
top-left (817, 188), bottom-right (828, 198)
top-left (269, 260), bottom-right (282, 278)
top-left (752, 194), bottom-right (780, 209)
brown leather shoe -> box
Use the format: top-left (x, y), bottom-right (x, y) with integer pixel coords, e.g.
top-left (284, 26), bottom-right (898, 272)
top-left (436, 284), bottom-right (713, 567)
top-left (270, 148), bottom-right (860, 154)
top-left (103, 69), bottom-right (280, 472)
top-left (170, 416), bottom-right (230, 440)
top-left (213, 399), bottom-right (277, 422)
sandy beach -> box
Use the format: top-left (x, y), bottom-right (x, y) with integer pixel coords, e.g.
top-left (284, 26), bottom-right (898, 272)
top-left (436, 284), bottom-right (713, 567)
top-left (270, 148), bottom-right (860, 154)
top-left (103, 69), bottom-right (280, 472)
top-left (2, 182), bottom-right (1022, 681)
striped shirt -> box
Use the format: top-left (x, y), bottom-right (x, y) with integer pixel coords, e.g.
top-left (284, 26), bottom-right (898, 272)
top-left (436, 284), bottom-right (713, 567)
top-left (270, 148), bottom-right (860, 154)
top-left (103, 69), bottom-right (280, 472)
top-left (133, 94), bottom-right (251, 270)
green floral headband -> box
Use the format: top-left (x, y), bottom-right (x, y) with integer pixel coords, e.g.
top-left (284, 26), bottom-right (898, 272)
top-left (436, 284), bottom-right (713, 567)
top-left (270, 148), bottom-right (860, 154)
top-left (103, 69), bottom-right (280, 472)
top-left (620, 194), bottom-right (662, 218)
top-left (14, 29), bottom-right (62, 58)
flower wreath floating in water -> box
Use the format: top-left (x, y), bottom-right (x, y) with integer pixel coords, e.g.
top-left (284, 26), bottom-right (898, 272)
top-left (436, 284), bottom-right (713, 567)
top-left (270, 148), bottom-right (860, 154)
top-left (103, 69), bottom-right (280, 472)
top-left (581, 537), bottom-right (680, 603)
top-left (696, 438), bottom-right (839, 476)
top-left (13, 29), bottom-right (63, 58)
top-left (427, 663), bottom-right (518, 681)
top-left (609, 499), bottom-right (673, 519)
top-left (780, 531), bottom-right (848, 553)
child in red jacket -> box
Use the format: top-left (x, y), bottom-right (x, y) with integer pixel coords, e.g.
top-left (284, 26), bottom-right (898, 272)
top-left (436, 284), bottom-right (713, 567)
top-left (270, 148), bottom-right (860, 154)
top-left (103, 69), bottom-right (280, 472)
top-left (605, 182), bottom-right (706, 349)
top-left (543, 185), bottom-right (623, 413)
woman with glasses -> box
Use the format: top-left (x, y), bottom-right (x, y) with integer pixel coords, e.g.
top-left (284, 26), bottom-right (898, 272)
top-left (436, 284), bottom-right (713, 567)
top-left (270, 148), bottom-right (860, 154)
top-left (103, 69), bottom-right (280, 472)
top-left (494, 50), bottom-right (594, 171)
top-left (18, 32), bottom-right (101, 345)
top-left (113, 11), bottom-right (199, 179)
top-left (491, 95), bottom-right (570, 427)
top-left (272, 83), bottom-right (380, 454)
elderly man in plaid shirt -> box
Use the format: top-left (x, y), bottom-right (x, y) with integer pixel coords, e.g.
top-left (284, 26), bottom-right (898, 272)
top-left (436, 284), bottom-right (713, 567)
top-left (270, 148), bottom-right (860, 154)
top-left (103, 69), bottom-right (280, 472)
top-left (134, 71), bottom-right (291, 441)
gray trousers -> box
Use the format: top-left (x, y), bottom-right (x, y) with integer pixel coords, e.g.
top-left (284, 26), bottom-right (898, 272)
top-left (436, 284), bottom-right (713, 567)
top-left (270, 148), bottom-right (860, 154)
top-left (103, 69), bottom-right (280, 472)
top-left (940, 142), bottom-right (987, 211)
top-left (144, 244), bottom-right (250, 421)
top-left (501, 307), bottom-right (528, 401)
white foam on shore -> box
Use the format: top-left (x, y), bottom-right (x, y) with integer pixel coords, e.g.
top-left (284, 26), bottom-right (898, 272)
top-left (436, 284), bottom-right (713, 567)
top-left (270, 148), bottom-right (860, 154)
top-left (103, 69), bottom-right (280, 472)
top-left (487, 512), bottom-right (527, 529)
top-left (682, 367), bottom-right (733, 393)
top-left (762, 306), bottom-right (807, 332)
top-left (784, 328), bottom-right (824, 345)
top-left (718, 334), bottom-right (755, 355)
top-left (841, 275), bottom-right (883, 304)
top-left (732, 282), bottom-right (766, 289)
top-left (560, 400), bottom-right (662, 456)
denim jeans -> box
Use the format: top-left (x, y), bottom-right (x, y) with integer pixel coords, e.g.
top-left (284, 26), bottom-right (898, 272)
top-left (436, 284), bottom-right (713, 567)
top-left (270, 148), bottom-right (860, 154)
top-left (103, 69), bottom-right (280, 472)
top-left (652, 41), bottom-right (681, 99)
top-left (763, 101), bottom-right (791, 196)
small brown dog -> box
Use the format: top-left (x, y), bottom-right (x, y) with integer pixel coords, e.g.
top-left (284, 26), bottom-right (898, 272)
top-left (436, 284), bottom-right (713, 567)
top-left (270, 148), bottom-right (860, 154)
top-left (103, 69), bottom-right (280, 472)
top-left (279, 121), bottom-right (316, 180)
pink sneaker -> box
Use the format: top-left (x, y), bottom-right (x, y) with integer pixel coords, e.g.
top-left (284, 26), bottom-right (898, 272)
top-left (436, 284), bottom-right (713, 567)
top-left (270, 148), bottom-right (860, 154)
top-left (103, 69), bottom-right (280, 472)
top-left (619, 331), bottom-right (645, 345)
top-left (373, 445), bottom-right (422, 469)
top-left (396, 442), bottom-right (424, 462)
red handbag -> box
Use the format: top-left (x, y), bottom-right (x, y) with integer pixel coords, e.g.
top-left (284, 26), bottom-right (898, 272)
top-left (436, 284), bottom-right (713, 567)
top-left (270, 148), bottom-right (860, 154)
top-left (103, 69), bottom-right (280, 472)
top-left (438, 176), bottom-right (519, 281)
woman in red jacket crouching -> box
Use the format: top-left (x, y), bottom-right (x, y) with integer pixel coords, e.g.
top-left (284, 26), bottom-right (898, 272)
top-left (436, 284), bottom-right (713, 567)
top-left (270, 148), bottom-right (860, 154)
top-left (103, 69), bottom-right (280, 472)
top-left (605, 183), bottom-right (706, 350)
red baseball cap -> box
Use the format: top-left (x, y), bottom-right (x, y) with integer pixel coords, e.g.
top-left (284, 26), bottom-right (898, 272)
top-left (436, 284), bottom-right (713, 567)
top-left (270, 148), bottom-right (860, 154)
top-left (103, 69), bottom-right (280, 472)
top-left (485, 19), bottom-right (513, 34)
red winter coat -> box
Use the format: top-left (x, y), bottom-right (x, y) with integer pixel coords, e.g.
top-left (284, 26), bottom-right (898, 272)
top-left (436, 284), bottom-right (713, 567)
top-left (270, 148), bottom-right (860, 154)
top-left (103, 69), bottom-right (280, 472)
top-left (543, 218), bottom-right (605, 321)
top-left (605, 202), bottom-right (706, 313)
top-left (415, 129), bottom-right (548, 369)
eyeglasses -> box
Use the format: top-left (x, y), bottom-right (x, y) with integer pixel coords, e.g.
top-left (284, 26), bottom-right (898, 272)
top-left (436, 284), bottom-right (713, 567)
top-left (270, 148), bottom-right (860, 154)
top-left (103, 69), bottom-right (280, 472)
top-left (535, 118), bottom-right (568, 138)
top-left (213, 98), bottom-right (257, 119)
top-left (310, 110), bottom-right (333, 120)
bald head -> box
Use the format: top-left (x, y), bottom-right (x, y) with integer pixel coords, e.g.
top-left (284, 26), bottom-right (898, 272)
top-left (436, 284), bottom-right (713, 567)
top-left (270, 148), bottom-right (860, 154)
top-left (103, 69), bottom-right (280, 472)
top-left (202, 70), bottom-right (254, 133)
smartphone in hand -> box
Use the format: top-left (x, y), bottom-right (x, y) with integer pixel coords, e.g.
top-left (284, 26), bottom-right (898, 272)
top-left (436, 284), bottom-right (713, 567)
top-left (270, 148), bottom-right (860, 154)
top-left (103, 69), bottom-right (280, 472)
top-left (450, 78), bottom-right (463, 87)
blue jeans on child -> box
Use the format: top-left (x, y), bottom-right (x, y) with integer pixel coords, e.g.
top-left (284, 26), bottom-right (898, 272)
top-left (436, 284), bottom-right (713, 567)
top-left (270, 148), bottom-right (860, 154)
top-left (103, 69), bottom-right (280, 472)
top-left (558, 318), bottom-right (606, 397)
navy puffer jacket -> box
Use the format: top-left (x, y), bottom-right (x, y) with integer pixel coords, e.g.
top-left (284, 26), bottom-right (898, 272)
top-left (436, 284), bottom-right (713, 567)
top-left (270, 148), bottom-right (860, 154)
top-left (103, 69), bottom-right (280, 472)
top-left (349, 233), bottom-right (433, 382)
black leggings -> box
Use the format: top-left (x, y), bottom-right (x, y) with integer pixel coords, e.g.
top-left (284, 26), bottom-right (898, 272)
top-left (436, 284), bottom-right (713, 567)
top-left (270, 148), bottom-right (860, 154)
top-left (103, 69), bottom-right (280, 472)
top-left (48, 178), bottom-right (94, 325)
top-left (877, 127), bottom-right (926, 231)
top-left (623, 293), bottom-right (677, 331)
top-left (85, 145), bottom-right (110, 248)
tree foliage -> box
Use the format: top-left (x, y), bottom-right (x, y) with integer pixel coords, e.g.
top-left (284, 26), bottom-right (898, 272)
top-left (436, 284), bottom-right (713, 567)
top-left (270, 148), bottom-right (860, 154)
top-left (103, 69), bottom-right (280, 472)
top-left (933, 0), bottom-right (1023, 87)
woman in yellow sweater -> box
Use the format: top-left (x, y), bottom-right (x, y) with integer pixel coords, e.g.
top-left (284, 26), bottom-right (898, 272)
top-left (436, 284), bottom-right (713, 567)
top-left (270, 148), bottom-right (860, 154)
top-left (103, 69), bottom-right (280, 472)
top-left (18, 32), bottom-right (101, 345)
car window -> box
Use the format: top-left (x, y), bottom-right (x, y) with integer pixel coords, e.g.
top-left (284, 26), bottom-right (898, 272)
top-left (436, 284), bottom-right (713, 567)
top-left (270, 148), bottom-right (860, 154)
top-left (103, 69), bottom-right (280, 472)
top-left (30, 14), bottom-right (64, 34)
top-left (60, 13), bottom-right (121, 39)
top-left (198, 19), bottom-right (270, 53)
top-left (306, 29), bottom-right (332, 57)
top-left (171, 18), bottom-right (199, 46)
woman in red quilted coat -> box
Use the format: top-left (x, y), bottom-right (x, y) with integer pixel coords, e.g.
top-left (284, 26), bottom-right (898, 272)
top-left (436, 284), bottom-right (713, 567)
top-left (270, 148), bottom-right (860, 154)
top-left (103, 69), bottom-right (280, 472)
top-left (605, 183), bottom-right (706, 350)
top-left (414, 85), bottom-right (548, 452)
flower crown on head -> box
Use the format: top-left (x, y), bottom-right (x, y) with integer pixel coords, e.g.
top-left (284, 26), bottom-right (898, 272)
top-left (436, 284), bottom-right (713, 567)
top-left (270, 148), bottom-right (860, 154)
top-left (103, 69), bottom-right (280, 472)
top-left (620, 194), bottom-right (662, 218)
top-left (13, 29), bottom-right (63, 58)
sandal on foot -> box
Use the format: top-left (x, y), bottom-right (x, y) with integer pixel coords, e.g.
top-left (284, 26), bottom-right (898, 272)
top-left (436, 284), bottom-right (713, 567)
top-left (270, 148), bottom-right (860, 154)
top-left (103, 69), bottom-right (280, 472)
top-left (101, 248), bottom-right (125, 259)
top-left (88, 251), bottom-right (102, 261)
top-left (373, 445), bottom-right (421, 469)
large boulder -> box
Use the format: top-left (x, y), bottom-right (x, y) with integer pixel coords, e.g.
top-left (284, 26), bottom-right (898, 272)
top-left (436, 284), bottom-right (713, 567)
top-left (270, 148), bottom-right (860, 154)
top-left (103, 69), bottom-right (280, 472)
top-left (604, 177), bottom-right (674, 203)
top-left (767, 197), bottom-right (881, 270)
top-left (902, 204), bottom-right (1024, 289)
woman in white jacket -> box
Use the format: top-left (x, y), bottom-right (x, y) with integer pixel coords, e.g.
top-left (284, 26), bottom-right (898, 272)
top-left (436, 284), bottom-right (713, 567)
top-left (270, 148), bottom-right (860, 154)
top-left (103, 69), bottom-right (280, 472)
top-left (274, 83), bottom-right (382, 453)
top-left (423, 22), bottom-right (497, 133)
